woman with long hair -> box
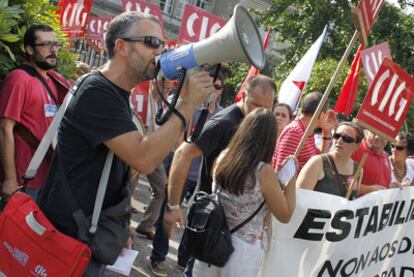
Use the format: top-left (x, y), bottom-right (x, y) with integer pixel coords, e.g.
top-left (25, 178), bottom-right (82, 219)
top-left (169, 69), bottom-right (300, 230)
top-left (193, 108), bottom-right (296, 277)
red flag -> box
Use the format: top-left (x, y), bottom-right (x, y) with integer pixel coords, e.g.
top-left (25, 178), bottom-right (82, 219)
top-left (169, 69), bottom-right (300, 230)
top-left (233, 29), bottom-right (272, 102)
top-left (334, 44), bottom-right (364, 115)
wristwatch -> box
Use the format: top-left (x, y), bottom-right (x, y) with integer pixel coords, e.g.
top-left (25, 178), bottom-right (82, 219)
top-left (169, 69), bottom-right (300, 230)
top-left (166, 203), bottom-right (181, 212)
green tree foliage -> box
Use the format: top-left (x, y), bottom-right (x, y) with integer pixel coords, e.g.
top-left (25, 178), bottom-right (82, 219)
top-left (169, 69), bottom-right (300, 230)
top-left (228, 0), bottom-right (413, 131)
top-left (0, 0), bottom-right (78, 80)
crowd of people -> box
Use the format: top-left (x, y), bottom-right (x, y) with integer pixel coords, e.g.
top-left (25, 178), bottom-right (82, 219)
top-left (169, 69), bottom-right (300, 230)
top-left (0, 10), bottom-right (413, 277)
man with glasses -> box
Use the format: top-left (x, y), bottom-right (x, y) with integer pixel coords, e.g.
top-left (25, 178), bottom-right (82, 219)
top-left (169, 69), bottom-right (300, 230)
top-left (38, 12), bottom-right (213, 276)
top-left (0, 25), bottom-right (71, 201)
top-left (163, 74), bottom-right (275, 276)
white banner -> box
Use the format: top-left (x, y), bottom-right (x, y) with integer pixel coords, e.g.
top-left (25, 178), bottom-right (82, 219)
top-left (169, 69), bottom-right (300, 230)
top-left (260, 188), bottom-right (414, 277)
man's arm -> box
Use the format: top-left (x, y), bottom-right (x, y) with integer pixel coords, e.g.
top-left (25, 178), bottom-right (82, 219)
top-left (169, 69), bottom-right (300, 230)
top-left (168, 142), bottom-right (203, 205)
top-left (0, 118), bottom-right (19, 195)
top-left (104, 71), bottom-right (212, 175)
top-left (319, 110), bottom-right (336, 153)
top-left (164, 142), bottom-right (203, 238)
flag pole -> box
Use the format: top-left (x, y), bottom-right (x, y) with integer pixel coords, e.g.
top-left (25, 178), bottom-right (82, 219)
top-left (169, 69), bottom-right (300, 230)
top-left (293, 30), bottom-right (360, 159)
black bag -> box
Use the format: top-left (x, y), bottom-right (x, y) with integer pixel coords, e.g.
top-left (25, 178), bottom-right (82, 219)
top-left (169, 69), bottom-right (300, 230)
top-left (74, 186), bottom-right (132, 265)
top-left (182, 191), bottom-right (264, 267)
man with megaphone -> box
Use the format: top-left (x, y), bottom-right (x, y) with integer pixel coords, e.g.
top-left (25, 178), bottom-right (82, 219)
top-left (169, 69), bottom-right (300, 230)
top-left (38, 12), bottom-right (214, 275)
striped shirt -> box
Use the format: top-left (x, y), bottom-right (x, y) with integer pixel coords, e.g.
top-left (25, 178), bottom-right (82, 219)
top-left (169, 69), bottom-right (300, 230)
top-left (272, 118), bottom-right (319, 171)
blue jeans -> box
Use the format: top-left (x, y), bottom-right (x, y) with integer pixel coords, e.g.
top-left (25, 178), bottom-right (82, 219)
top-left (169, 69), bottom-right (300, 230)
top-left (150, 179), bottom-right (196, 264)
top-left (150, 197), bottom-right (169, 263)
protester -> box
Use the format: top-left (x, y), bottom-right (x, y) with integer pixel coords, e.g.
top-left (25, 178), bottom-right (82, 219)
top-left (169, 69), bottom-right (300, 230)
top-left (38, 12), bottom-right (213, 276)
top-left (163, 74), bottom-right (275, 275)
top-left (352, 130), bottom-right (391, 194)
top-left (389, 132), bottom-right (414, 187)
top-left (132, 78), bottom-right (176, 241)
top-left (272, 92), bottom-right (336, 172)
top-left (273, 102), bottom-right (293, 139)
top-left (192, 108), bottom-right (296, 277)
top-left (298, 122), bottom-right (364, 199)
top-left (0, 25), bottom-right (71, 201)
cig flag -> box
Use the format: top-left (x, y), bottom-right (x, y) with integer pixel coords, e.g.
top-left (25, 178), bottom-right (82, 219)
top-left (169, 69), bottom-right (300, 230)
top-left (234, 29), bottom-right (272, 103)
top-left (334, 44), bottom-right (363, 115)
top-left (278, 25), bottom-right (328, 111)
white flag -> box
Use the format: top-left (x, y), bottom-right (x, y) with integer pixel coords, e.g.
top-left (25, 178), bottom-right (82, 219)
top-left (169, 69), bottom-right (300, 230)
top-left (278, 25), bottom-right (328, 111)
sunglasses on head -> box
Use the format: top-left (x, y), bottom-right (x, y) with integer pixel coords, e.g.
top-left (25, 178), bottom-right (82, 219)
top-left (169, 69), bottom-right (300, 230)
top-left (391, 144), bottom-right (406, 151)
top-left (121, 36), bottom-right (165, 49)
top-left (213, 83), bottom-right (223, 90)
top-left (333, 133), bottom-right (357, 144)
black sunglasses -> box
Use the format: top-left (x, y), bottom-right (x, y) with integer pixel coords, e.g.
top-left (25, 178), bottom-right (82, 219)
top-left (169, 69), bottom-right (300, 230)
top-left (213, 83), bottom-right (223, 90)
top-left (391, 144), bottom-right (406, 151)
top-left (333, 133), bottom-right (357, 144)
top-left (121, 36), bottom-right (165, 49)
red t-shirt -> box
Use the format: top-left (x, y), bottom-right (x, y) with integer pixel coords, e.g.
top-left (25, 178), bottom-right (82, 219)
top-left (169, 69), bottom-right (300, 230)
top-left (352, 139), bottom-right (391, 188)
top-left (272, 118), bottom-right (319, 171)
top-left (0, 68), bottom-right (70, 189)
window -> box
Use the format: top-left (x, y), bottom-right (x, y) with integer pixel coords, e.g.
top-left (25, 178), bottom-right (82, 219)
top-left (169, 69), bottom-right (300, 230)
top-left (160, 0), bottom-right (174, 14)
top-left (195, 0), bottom-right (213, 10)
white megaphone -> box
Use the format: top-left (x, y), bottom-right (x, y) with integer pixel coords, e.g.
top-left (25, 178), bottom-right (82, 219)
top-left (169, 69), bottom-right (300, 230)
top-left (158, 4), bottom-right (265, 80)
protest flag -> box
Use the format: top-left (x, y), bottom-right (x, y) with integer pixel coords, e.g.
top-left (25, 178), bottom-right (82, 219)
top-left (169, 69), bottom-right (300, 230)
top-left (233, 28), bottom-right (272, 103)
top-left (334, 44), bottom-right (363, 115)
top-left (278, 25), bottom-right (328, 111)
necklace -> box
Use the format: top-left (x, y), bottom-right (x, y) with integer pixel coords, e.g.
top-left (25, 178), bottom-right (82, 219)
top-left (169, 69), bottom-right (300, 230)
top-left (392, 161), bottom-right (406, 183)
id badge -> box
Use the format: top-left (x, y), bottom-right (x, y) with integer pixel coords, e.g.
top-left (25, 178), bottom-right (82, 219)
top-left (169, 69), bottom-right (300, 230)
top-left (44, 104), bottom-right (57, 117)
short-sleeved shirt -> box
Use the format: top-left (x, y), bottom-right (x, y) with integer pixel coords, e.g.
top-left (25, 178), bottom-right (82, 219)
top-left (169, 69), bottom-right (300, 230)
top-left (39, 72), bottom-right (137, 237)
top-left (0, 68), bottom-right (69, 189)
top-left (195, 104), bottom-right (244, 193)
top-left (352, 139), bottom-right (391, 188)
top-left (187, 105), bottom-right (223, 182)
top-left (272, 118), bottom-right (319, 171)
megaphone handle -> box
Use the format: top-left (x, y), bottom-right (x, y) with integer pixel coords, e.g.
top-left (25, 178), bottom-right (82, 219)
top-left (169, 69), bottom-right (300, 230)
top-left (154, 68), bottom-right (190, 143)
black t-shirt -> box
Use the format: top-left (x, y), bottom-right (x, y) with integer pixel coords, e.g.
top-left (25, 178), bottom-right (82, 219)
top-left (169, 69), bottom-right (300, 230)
top-left (39, 72), bottom-right (136, 237)
top-left (195, 103), bottom-right (244, 193)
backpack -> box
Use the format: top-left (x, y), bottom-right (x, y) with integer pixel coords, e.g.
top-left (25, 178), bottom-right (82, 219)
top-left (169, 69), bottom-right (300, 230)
top-left (182, 190), bottom-right (264, 267)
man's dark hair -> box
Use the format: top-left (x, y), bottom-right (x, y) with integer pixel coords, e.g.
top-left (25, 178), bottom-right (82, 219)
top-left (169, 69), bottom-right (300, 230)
top-left (24, 25), bottom-right (54, 60)
top-left (106, 12), bottom-right (160, 59)
top-left (300, 92), bottom-right (328, 116)
top-left (24, 25), bottom-right (54, 48)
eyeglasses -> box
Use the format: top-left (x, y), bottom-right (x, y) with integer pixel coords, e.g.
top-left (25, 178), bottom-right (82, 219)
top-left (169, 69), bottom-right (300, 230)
top-left (121, 36), bottom-right (165, 49)
top-left (391, 144), bottom-right (406, 151)
top-left (213, 83), bottom-right (223, 90)
top-left (32, 41), bottom-right (62, 49)
top-left (333, 133), bottom-right (357, 144)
